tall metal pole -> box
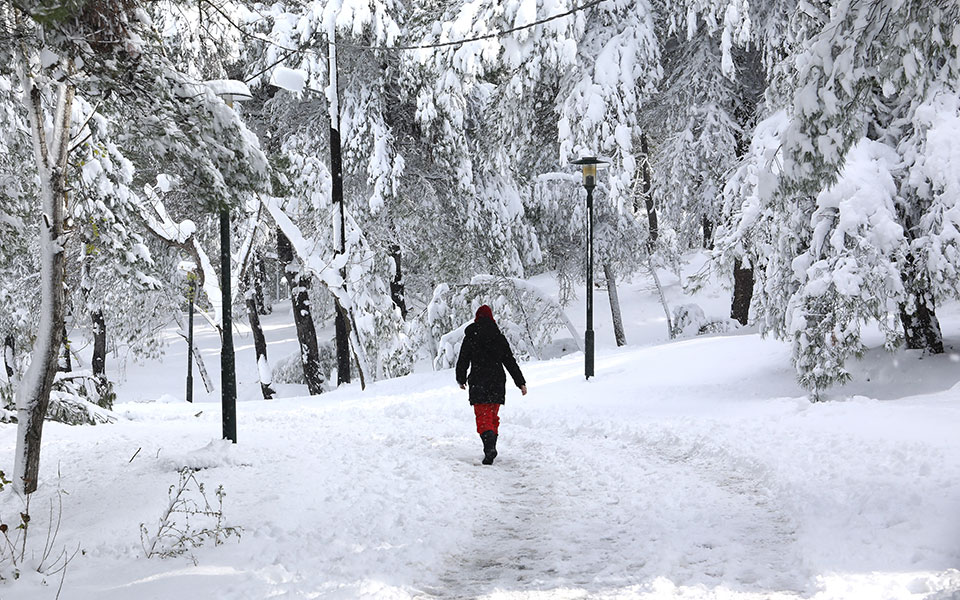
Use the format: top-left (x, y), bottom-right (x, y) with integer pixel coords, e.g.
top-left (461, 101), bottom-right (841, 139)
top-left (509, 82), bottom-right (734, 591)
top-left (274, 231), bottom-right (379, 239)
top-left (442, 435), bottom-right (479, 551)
top-left (585, 181), bottom-right (595, 379)
top-left (186, 274), bottom-right (195, 403)
top-left (220, 207), bottom-right (237, 442)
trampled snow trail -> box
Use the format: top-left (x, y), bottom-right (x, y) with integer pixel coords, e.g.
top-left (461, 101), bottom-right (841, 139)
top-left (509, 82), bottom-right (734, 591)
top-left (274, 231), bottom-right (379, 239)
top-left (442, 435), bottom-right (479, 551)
top-left (418, 418), bottom-right (808, 599)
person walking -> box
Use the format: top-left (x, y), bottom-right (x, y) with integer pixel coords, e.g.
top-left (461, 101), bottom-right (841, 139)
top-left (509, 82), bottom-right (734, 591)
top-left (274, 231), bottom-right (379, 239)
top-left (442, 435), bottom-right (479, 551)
top-left (456, 304), bottom-right (527, 465)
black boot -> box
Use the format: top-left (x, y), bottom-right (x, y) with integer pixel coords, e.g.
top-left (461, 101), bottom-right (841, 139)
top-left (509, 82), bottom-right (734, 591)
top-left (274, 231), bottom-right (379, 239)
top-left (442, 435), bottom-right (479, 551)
top-left (480, 430), bottom-right (498, 465)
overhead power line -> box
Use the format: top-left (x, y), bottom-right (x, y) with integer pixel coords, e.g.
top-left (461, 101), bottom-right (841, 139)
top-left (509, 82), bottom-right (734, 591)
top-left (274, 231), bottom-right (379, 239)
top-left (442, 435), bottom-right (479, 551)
top-left (358, 0), bottom-right (606, 51)
top-left (201, 0), bottom-right (609, 83)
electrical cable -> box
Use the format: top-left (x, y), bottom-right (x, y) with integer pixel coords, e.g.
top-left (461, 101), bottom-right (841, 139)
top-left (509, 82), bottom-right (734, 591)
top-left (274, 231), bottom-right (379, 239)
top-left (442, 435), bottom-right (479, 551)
top-left (195, 0), bottom-right (611, 83)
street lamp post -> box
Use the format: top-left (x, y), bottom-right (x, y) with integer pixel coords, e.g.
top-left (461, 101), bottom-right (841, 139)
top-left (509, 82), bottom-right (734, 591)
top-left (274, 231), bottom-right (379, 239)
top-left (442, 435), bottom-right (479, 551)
top-left (186, 270), bottom-right (196, 404)
top-left (570, 156), bottom-right (609, 380)
top-left (206, 79), bottom-right (253, 443)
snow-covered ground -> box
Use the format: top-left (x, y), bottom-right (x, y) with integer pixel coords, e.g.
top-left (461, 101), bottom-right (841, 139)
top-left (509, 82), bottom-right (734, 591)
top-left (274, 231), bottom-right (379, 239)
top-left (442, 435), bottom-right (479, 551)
top-left (1, 260), bottom-right (959, 599)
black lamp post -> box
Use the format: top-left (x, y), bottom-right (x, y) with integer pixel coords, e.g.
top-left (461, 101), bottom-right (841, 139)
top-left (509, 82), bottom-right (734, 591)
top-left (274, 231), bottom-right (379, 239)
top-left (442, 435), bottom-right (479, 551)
top-left (570, 156), bottom-right (609, 379)
top-left (186, 269), bottom-right (196, 404)
top-left (206, 79), bottom-right (253, 443)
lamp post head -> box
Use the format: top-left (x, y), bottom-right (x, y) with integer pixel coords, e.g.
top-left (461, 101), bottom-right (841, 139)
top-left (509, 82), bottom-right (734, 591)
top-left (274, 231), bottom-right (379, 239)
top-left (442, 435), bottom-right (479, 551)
top-left (570, 156), bottom-right (610, 189)
top-left (205, 79), bottom-right (253, 107)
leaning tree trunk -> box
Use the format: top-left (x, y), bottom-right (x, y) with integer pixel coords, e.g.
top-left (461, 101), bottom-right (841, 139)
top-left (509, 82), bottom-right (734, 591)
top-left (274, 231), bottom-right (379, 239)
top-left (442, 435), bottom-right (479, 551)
top-left (639, 133), bottom-right (658, 245)
top-left (731, 258), bottom-right (754, 326)
top-left (15, 66), bottom-right (75, 494)
top-left (900, 256), bottom-right (944, 353)
top-left (277, 228), bottom-right (324, 395)
top-left (389, 243), bottom-right (407, 320)
top-left (603, 263), bottom-right (626, 347)
top-left (245, 271), bottom-right (275, 399)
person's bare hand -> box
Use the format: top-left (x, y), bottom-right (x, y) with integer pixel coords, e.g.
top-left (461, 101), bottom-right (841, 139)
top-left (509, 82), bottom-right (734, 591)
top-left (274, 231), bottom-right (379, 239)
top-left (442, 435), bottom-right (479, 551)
top-left (520, 385), bottom-right (527, 396)
top-left (459, 383), bottom-right (466, 390)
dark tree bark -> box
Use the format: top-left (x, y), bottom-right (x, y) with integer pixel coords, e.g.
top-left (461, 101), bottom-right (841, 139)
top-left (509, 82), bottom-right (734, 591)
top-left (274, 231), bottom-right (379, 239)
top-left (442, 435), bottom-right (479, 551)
top-left (3, 334), bottom-right (14, 381)
top-left (731, 259), bottom-right (754, 326)
top-left (91, 309), bottom-right (106, 377)
top-left (246, 271), bottom-right (275, 399)
top-left (59, 322), bottom-right (71, 372)
top-left (603, 263), bottom-right (626, 346)
top-left (254, 252), bottom-right (272, 315)
top-left (389, 244), bottom-right (407, 319)
top-left (702, 216), bottom-right (714, 250)
top-left (277, 227), bottom-right (324, 395)
top-left (334, 300), bottom-right (351, 385)
top-left (328, 40), bottom-right (351, 387)
top-left (900, 257), bottom-right (944, 353)
top-left (639, 134), bottom-right (658, 244)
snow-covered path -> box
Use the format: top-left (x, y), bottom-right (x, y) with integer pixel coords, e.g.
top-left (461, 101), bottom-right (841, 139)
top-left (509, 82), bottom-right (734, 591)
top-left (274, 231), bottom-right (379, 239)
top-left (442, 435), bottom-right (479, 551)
top-left (423, 420), bottom-right (806, 600)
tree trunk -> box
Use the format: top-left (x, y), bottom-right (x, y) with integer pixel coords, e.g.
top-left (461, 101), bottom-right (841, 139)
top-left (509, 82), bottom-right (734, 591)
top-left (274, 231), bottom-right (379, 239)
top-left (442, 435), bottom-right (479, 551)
top-left (702, 215), bottom-right (714, 250)
top-left (730, 259), bottom-right (754, 326)
top-left (389, 243), bottom-right (407, 319)
top-left (328, 31), bottom-right (351, 386)
top-left (639, 134), bottom-right (658, 245)
top-left (3, 334), bottom-right (14, 381)
top-left (603, 263), bottom-right (626, 347)
top-left (900, 263), bottom-right (944, 353)
top-left (59, 322), bottom-right (71, 372)
top-left (246, 272), bottom-right (275, 399)
top-left (254, 252), bottom-right (272, 315)
top-left (15, 68), bottom-right (75, 494)
top-left (334, 300), bottom-right (351, 385)
top-left (277, 227), bottom-right (324, 394)
top-left (91, 309), bottom-right (106, 377)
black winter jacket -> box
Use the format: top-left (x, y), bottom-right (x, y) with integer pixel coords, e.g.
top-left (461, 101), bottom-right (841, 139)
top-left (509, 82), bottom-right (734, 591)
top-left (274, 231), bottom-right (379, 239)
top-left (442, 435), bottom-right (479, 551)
top-left (455, 317), bottom-right (526, 405)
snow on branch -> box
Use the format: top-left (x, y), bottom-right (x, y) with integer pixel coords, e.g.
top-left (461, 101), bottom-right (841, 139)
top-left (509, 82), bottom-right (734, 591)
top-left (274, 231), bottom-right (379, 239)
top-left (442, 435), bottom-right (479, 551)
top-left (139, 184), bottom-right (222, 329)
top-left (261, 195), bottom-right (346, 292)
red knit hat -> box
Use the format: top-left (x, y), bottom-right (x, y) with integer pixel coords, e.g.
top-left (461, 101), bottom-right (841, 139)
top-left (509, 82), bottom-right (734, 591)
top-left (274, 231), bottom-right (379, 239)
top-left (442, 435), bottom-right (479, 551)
top-left (475, 304), bottom-right (495, 322)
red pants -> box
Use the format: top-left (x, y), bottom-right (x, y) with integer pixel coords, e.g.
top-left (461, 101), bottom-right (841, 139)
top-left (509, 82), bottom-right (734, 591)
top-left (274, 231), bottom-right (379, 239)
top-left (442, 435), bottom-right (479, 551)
top-left (473, 404), bottom-right (500, 435)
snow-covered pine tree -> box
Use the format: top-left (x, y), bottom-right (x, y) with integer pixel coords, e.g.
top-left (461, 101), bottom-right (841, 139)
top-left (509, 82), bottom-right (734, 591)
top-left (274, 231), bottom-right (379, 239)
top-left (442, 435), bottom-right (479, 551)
top-left (777, 1), bottom-right (960, 393)
top-left (713, 0), bottom-right (960, 395)
top-left (643, 0), bottom-right (768, 326)
top-left (646, 30), bottom-right (739, 250)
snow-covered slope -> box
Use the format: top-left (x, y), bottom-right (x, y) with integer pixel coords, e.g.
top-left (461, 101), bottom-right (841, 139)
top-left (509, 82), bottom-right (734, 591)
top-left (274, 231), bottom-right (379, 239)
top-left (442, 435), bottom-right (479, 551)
top-left (1, 264), bottom-right (959, 599)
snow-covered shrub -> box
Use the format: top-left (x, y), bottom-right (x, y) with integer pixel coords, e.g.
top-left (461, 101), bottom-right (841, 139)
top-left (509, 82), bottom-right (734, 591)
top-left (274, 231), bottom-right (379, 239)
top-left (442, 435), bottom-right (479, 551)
top-left (140, 468), bottom-right (240, 565)
top-left (271, 351), bottom-right (306, 386)
top-left (670, 304), bottom-right (737, 339)
top-left (272, 341), bottom-right (359, 388)
top-left (428, 275), bottom-right (580, 369)
top-left (0, 385), bottom-right (13, 423)
top-left (50, 371), bottom-right (116, 425)
top-left (671, 304), bottom-right (707, 338)
top-left (46, 392), bottom-right (117, 426)
top-left (0, 372), bottom-right (116, 425)
top-left (53, 371), bottom-right (115, 410)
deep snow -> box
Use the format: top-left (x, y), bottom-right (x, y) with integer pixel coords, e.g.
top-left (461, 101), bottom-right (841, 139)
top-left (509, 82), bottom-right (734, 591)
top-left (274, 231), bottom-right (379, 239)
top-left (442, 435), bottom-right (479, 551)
top-left (1, 260), bottom-right (959, 599)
